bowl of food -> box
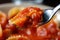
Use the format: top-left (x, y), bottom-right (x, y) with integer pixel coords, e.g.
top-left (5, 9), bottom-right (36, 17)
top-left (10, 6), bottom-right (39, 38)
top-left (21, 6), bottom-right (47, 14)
top-left (0, 3), bottom-right (60, 40)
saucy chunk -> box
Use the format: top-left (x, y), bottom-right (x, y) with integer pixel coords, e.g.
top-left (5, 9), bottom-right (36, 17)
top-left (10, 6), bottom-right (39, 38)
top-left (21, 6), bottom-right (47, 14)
top-left (9, 7), bottom-right (43, 28)
top-left (0, 7), bottom-right (59, 40)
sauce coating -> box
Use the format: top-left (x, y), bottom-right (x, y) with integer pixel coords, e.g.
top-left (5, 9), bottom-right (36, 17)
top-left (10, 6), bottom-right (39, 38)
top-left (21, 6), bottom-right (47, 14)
top-left (0, 7), bottom-right (60, 40)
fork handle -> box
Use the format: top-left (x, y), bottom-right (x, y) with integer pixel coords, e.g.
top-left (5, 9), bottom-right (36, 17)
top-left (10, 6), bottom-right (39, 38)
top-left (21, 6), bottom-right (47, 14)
top-left (53, 4), bottom-right (60, 14)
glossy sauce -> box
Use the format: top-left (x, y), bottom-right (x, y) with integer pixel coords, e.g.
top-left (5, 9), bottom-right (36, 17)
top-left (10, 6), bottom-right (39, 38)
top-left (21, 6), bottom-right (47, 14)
top-left (0, 7), bottom-right (60, 40)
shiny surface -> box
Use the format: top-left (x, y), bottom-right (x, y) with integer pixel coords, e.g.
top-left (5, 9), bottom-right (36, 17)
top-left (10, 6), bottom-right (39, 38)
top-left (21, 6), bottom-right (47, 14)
top-left (43, 4), bottom-right (60, 25)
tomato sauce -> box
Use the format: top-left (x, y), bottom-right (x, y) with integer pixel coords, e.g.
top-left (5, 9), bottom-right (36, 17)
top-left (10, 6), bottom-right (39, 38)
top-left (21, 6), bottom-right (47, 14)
top-left (0, 7), bottom-right (60, 40)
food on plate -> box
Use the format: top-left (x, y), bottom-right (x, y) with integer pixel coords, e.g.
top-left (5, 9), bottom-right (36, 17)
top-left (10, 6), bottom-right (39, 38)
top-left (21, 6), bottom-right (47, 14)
top-left (9, 7), bottom-right (43, 28)
top-left (0, 11), bottom-right (7, 29)
top-left (0, 25), bottom-right (2, 38)
top-left (6, 35), bottom-right (29, 40)
top-left (0, 7), bottom-right (60, 40)
top-left (8, 7), bottom-right (20, 19)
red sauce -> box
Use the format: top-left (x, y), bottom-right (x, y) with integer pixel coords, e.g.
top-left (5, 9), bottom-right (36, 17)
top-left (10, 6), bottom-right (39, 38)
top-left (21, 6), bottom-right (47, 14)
top-left (0, 7), bottom-right (60, 40)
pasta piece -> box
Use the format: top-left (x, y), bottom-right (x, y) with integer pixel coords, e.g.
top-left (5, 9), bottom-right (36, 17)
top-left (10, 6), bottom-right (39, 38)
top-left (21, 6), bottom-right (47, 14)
top-left (8, 7), bottom-right (20, 19)
top-left (9, 7), bottom-right (43, 28)
top-left (0, 11), bottom-right (7, 29)
top-left (6, 35), bottom-right (29, 40)
top-left (0, 24), bottom-right (2, 38)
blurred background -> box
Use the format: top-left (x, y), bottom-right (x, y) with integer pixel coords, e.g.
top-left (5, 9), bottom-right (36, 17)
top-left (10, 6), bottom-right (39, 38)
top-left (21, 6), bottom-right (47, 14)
top-left (0, 0), bottom-right (60, 7)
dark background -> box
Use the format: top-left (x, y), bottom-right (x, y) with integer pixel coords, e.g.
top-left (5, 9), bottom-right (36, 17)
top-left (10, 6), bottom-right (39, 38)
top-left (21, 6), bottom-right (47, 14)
top-left (0, 0), bottom-right (60, 7)
top-left (0, 0), bottom-right (11, 4)
top-left (43, 0), bottom-right (60, 7)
